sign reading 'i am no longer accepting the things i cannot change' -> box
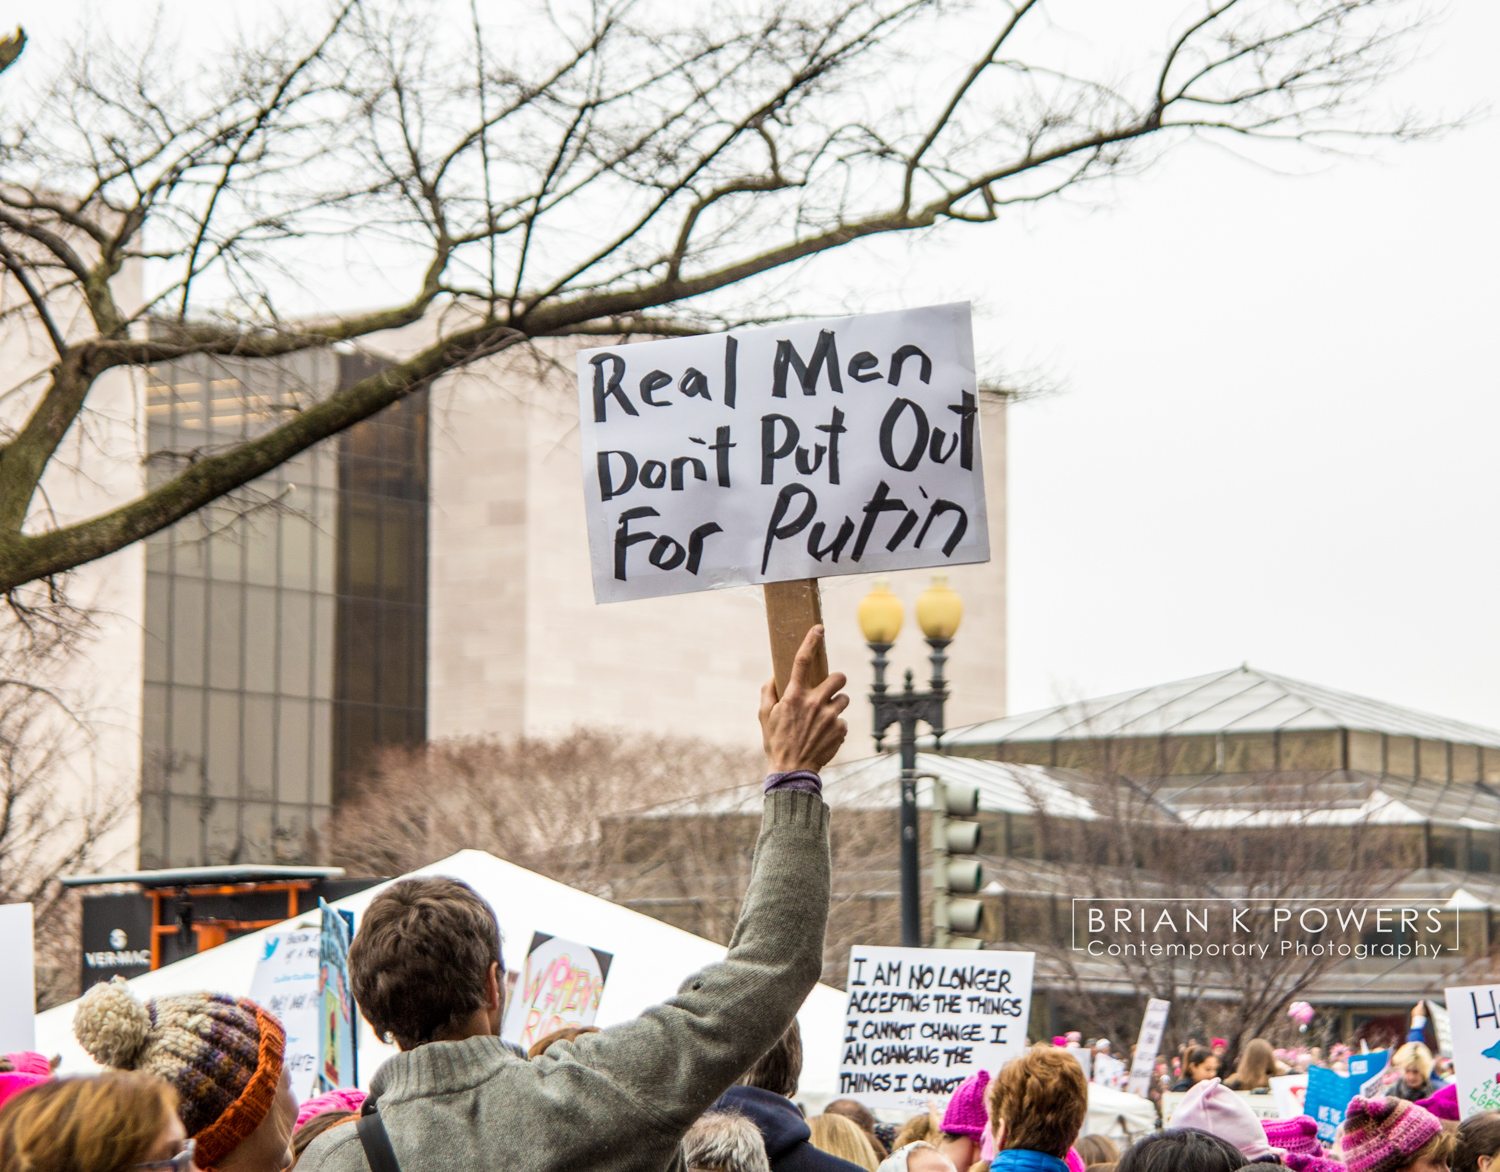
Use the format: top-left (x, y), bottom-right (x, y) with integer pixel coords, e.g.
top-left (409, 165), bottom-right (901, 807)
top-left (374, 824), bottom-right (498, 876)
top-left (575, 304), bottom-right (988, 603)
top-left (839, 945), bottom-right (1034, 1110)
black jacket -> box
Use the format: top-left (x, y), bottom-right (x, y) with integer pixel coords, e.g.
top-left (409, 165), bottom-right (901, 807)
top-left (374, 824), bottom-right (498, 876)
top-left (714, 1086), bottom-right (868, 1172)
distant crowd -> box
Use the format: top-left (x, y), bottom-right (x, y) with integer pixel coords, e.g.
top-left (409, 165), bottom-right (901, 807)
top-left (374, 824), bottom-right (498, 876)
top-left (0, 634), bottom-right (1481, 1172)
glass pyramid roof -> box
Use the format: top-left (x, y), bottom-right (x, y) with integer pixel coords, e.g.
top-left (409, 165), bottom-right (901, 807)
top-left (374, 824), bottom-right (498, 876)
top-left (942, 666), bottom-right (1500, 748)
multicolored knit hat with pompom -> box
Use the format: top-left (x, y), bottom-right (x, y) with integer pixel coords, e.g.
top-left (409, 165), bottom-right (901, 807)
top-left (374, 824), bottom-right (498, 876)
top-left (1340, 1096), bottom-right (1441, 1172)
top-left (73, 977), bottom-right (285, 1169)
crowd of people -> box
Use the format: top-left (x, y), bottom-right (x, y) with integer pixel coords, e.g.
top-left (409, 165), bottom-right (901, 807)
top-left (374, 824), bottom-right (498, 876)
top-left (1058, 1007), bottom-right (1452, 1109)
top-left (0, 632), bottom-right (1484, 1172)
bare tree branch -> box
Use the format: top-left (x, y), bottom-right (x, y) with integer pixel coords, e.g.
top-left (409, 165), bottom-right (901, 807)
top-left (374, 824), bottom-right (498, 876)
top-left (0, 0), bottom-right (1447, 589)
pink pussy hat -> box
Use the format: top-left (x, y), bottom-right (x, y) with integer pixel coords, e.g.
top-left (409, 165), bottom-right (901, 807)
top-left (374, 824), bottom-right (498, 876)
top-left (0, 1072), bottom-right (48, 1111)
top-left (1414, 1083), bottom-right (1459, 1122)
top-left (295, 1087), bottom-right (368, 1131)
top-left (1264, 1114), bottom-right (1347, 1172)
top-left (1342, 1097), bottom-right (1442, 1172)
top-left (5, 1052), bottom-right (51, 1076)
top-left (941, 1070), bottom-right (991, 1141)
top-left (1170, 1077), bottom-right (1275, 1160)
top-left (1264, 1115), bottom-right (1321, 1158)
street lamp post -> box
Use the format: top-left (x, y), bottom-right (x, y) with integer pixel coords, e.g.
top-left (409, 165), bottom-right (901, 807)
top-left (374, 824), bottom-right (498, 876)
top-left (858, 575), bottom-right (964, 947)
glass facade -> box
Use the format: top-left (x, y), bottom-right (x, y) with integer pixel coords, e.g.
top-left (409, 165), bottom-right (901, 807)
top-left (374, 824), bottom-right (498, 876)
top-left (140, 351), bottom-right (427, 867)
top-left (333, 353), bottom-right (428, 798)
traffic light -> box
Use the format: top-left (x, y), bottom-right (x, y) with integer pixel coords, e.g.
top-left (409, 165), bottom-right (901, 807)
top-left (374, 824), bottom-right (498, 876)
top-left (932, 777), bottom-right (985, 949)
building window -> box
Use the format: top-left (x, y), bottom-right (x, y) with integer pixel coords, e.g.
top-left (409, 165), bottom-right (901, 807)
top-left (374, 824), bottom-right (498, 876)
top-left (141, 350), bottom-right (427, 867)
top-left (332, 355), bottom-right (429, 795)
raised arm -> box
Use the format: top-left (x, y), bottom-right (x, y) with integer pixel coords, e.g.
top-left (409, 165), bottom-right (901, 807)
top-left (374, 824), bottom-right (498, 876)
top-left (551, 625), bottom-right (847, 1127)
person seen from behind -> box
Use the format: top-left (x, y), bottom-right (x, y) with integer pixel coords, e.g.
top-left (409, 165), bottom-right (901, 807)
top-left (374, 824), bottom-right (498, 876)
top-left (1115, 1129), bottom-right (1246, 1172)
top-left (1341, 1096), bottom-right (1453, 1172)
top-left (1225, 1039), bottom-right (1278, 1091)
top-left (1073, 1135), bottom-right (1118, 1169)
top-left (877, 1142), bottom-right (957, 1172)
top-left (809, 1114), bottom-right (881, 1171)
top-left (984, 1044), bottom-right (1090, 1172)
top-left (685, 1112), bottom-right (773, 1172)
top-left (938, 1070), bottom-right (990, 1172)
top-left (1391, 1044), bottom-right (1446, 1102)
top-left (1173, 1047), bottom-right (1220, 1092)
top-left (824, 1100), bottom-right (890, 1158)
top-left (71, 978), bottom-right (296, 1172)
top-left (297, 625), bottom-right (849, 1172)
top-left (1452, 1111), bottom-right (1500, 1172)
top-left (891, 1114), bottom-right (938, 1152)
top-left (716, 1021), bottom-right (866, 1172)
top-left (0, 1070), bottom-right (197, 1172)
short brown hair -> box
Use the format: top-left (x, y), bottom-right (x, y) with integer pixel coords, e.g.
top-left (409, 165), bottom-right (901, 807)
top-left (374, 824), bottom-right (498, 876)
top-left (1455, 1112), bottom-right (1500, 1172)
top-left (350, 876), bottom-right (502, 1050)
top-left (293, 1109), bottom-right (356, 1158)
top-left (737, 1020), bottom-right (802, 1098)
top-left (987, 1044), bottom-right (1089, 1159)
top-left (0, 1073), bottom-right (177, 1172)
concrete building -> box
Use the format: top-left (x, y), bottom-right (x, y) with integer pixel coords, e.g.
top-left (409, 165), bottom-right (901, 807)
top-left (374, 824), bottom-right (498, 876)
top-left (20, 333), bottom-right (1005, 869)
top-left (610, 667), bottom-right (1500, 1040)
top-left (0, 243), bottom-right (146, 879)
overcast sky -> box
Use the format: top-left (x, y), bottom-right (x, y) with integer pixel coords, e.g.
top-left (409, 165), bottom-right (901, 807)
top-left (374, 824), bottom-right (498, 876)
top-left (8, 0), bottom-right (1498, 729)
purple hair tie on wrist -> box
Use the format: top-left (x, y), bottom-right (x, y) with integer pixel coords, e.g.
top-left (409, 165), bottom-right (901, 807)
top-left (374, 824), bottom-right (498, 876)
top-left (764, 770), bottom-right (822, 795)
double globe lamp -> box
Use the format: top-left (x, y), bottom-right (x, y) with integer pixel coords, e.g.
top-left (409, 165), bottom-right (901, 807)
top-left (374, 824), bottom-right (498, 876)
top-left (856, 574), bottom-right (963, 947)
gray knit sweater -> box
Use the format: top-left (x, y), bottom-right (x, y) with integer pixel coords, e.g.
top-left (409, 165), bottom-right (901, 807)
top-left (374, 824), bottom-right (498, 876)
top-left (298, 790), bottom-right (831, 1172)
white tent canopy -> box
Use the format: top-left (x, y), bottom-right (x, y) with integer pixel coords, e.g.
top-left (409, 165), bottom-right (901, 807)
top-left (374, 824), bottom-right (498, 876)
top-left (1083, 1083), bottom-right (1159, 1139)
top-left (36, 849), bottom-right (847, 1097)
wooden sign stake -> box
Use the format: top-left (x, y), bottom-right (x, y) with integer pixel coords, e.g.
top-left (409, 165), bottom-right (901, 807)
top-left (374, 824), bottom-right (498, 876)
top-left (763, 578), bottom-right (829, 696)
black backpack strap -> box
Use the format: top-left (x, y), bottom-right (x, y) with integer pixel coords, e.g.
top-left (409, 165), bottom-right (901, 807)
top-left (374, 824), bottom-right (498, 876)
top-left (356, 1101), bottom-right (402, 1172)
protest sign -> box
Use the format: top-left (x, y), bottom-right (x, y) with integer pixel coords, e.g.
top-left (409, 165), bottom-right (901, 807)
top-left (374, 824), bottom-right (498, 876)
top-left (576, 304), bottom-right (988, 686)
top-left (838, 945), bottom-right (1033, 1110)
top-left (249, 925), bottom-right (321, 1101)
top-left (1271, 1072), bottom-right (1310, 1119)
top-left (1446, 983), bottom-right (1500, 1116)
top-left (0, 903), bottom-right (34, 1051)
top-left (1428, 999), bottom-right (1453, 1057)
top-left (1125, 998), bottom-right (1170, 1097)
top-left (500, 933), bottom-right (614, 1053)
top-left (1304, 1050), bottom-right (1388, 1142)
top-left (317, 900), bottom-right (356, 1092)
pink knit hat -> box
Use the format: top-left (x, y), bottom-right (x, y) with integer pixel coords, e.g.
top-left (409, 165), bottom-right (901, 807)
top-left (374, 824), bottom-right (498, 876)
top-left (294, 1087), bottom-right (368, 1131)
top-left (1170, 1077), bottom-right (1275, 1160)
top-left (5, 1052), bottom-right (51, 1076)
top-left (941, 1071), bottom-right (992, 1140)
top-left (1341, 1096), bottom-right (1441, 1172)
top-left (1264, 1115), bottom-right (1321, 1158)
top-left (1414, 1084), bottom-right (1459, 1122)
top-left (0, 1072), bottom-right (48, 1111)
top-left (1265, 1115), bottom-right (1347, 1172)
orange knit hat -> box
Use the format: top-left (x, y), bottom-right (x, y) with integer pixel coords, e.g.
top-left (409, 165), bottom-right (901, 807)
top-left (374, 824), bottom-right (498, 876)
top-left (73, 978), bottom-right (285, 1168)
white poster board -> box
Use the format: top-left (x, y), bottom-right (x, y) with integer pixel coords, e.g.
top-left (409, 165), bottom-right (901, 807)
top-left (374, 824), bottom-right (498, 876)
top-left (0, 903), bottom-right (35, 1051)
top-left (576, 303), bottom-right (988, 603)
top-left (248, 925), bottom-right (321, 1102)
top-left (1270, 1072), bottom-right (1309, 1119)
top-left (500, 933), bottom-right (613, 1053)
top-left (1446, 983), bottom-right (1500, 1117)
top-left (1125, 998), bottom-right (1170, 1097)
top-left (839, 945), bottom-right (1033, 1110)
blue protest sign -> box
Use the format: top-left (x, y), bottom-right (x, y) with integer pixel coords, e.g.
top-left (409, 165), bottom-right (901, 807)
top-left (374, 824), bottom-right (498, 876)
top-left (1304, 1051), bottom-right (1389, 1143)
top-left (317, 898), bottom-right (357, 1092)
